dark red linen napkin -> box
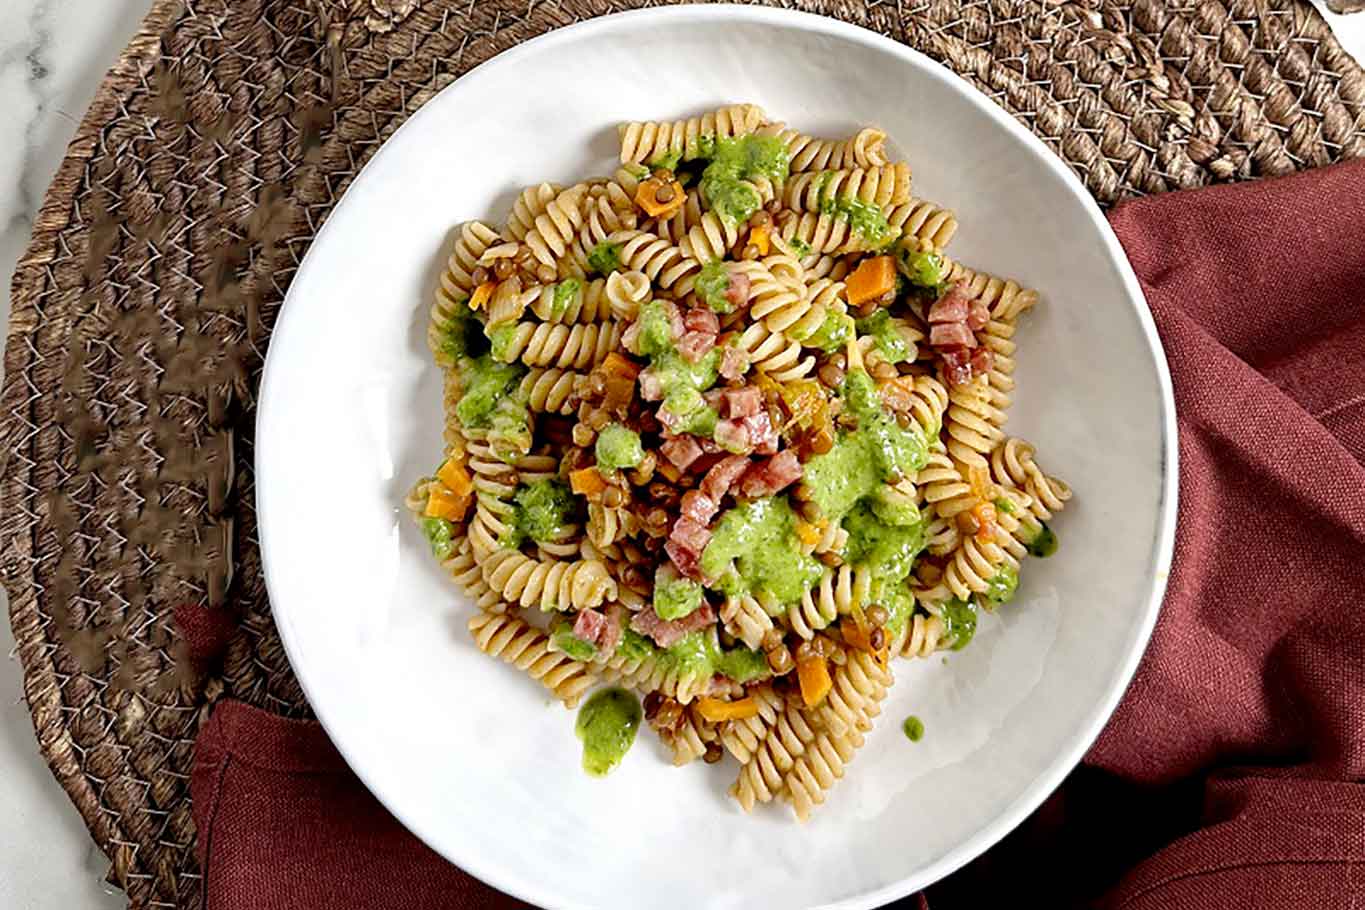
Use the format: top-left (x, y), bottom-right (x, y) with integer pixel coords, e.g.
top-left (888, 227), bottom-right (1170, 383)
top-left (186, 159), bottom-right (1365, 910)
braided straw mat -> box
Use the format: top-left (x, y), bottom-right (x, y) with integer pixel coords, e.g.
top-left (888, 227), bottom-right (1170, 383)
top-left (2, 0), bottom-right (1361, 906)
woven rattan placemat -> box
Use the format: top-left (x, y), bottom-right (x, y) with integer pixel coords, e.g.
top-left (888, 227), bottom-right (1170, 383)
top-left (3, 1), bottom-right (1361, 907)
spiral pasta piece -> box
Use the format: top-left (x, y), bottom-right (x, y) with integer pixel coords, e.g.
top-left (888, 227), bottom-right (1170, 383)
top-left (597, 649), bottom-right (711, 704)
top-left (900, 611), bottom-right (948, 659)
top-left (587, 502), bottom-right (638, 550)
top-left (719, 594), bottom-right (774, 651)
top-left (521, 184), bottom-right (590, 273)
top-left (604, 269), bottom-right (652, 321)
top-left (492, 320), bottom-right (622, 370)
top-left (943, 374), bottom-right (1006, 474)
top-left (618, 103), bottom-right (768, 165)
top-left (467, 613), bottom-right (600, 708)
top-left (731, 701), bottom-right (819, 811)
top-left (660, 709), bottom-right (718, 766)
top-left (916, 532), bottom-right (1008, 603)
top-left (782, 163), bottom-right (912, 213)
top-left (787, 564), bottom-right (860, 640)
top-left (522, 278), bottom-right (614, 324)
top-left (917, 448), bottom-right (976, 522)
top-left (480, 549), bottom-right (617, 611)
top-left (675, 210), bottom-right (742, 263)
top-left (429, 221), bottom-right (500, 366)
top-left (648, 189), bottom-right (705, 246)
top-left (609, 229), bottom-right (702, 297)
top-left (886, 197), bottom-right (959, 251)
top-left (732, 322), bottom-right (815, 382)
top-left (505, 182), bottom-right (562, 241)
top-left (756, 124), bottom-right (889, 171)
top-left (719, 684), bottom-right (783, 765)
top-left (989, 437), bottom-right (1072, 521)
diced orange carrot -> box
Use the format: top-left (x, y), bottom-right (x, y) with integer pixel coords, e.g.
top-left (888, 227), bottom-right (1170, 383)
top-left (601, 351), bottom-right (641, 380)
top-left (845, 255), bottom-right (896, 305)
top-left (797, 654), bottom-right (832, 707)
top-left (972, 500), bottom-right (999, 544)
top-left (436, 457), bottom-right (473, 497)
top-left (794, 520), bottom-right (822, 548)
top-left (967, 463), bottom-right (995, 501)
top-left (424, 485), bottom-right (470, 522)
top-left (635, 178), bottom-right (685, 218)
top-left (750, 224), bottom-right (771, 256)
top-left (842, 618), bottom-right (888, 665)
top-left (695, 696), bottom-right (760, 723)
top-left (569, 466), bottom-right (607, 497)
top-left (469, 281), bottom-right (495, 311)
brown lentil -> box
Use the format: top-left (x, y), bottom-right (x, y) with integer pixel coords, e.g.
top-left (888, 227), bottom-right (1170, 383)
top-left (766, 645), bottom-right (794, 675)
top-left (761, 628), bottom-right (784, 651)
top-left (794, 641), bottom-right (816, 663)
top-left (703, 742), bottom-right (724, 764)
top-left (870, 628), bottom-right (887, 651)
top-left (871, 361), bottom-right (898, 381)
top-left (571, 423), bottom-right (596, 447)
top-left (654, 183), bottom-right (676, 204)
top-left (471, 266), bottom-right (490, 286)
top-left (749, 211), bottom-right (770, 228)
top-left (799, 500), bottom-right (823, 523)
top-left (602, 486), bottom-right (625, 508)
top-left (866, 605), bottom-right (890, 628)
top-left (818, 362), bottom-right (845, 389)
top-left (536, 264), bottom-right (557, 284)
top-left (652, 168), bottom-right (672, 181)
top-left (642, 691), bottom-right (664, 720)
top-left (817, 551), bottom-right (842, 567)
top-left (956, 511), bottom-right (982, 535)
top-left (765, 199), bottom-right (782, 215)
top-left (493, 258), bottom-right (514, 280)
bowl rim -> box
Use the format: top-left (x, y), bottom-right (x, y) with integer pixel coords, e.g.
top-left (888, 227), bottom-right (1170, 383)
top-left (255, 5), bottom-right (1179, 908)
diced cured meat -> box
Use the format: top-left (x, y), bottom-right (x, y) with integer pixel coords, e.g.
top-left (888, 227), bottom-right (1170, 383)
top-left (599, 605), bottom-right (626, 652)
top-left (661, 299), bottom-right (686, 339)
top-left (680, 489), bottom-right (718, 525)
top-left (719, 344), bottom-right (750, 380)
top-left (739, 411), bottom-right (778, 455)
top-left (940, 346), bottom-right (975, 386)
top-left (969, 346), bottom-right (995, 376)
top-left (660, 434), bottom-right (703, 471)
top-left (700, 454), bottom-right (752, 501)
top-left (665, 516), bottom-right (713, 578)
top-left (678, 330), bottom-right (717, 364)
top-left (630, 602), bottom-right (717, 648)
top-left (723, 386), bottom-right (762, 418)
top-left (684, 307), bottom-right (721, 336)
top-left (724, 268), bottom-right (752, 310)
top-left (573, 609), bottom-right (608, 648)
top-left (928, 286), bottom-right (971, 323)
top-left (738, 450), bottom-right (803, 498)
top-left (638, 369), bottom-right (664, 401)
top-left (966, 299), bottom-right (990, 332)
top-left (930, 322), bottom-right (977, 349)
top-left (622, 319), bottom-right (643, 353)
top-left (714, 419), bottom-right (753, 454)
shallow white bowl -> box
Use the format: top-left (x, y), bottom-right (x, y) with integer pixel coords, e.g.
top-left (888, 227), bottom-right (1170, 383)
top-left (256, 7), bottom-right (1177, 909)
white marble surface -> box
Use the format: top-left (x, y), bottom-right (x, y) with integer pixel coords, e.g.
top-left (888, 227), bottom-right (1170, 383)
top-left (2, 5), bottom-right (156, 909)
top-left (0, 2), bottom-right (1359, 909)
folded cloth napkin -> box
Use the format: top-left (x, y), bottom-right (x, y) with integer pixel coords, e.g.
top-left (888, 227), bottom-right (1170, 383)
top-left (187, 159), bottom-right (1365, 910)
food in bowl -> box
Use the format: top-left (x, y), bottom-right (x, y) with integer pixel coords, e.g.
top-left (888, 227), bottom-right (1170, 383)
top-left (407, 104), bottom-right (1071, 820)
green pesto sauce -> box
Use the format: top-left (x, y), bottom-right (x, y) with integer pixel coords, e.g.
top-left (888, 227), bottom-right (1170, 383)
top-left (701, 496), bottom-right (822, 605)
top-left (487, 322), bottom-right (518, 361)
top-left (802, 371), bottom-right (929, 521)
top-left (635, 299), bottom-right (677, 357)
top-left (595, 423), bottom-right (644, 472)
top-left (817, 192), bottom-right (896, 248)
top-left (696, 260), bottom-right (734, 314)
top-left (805, 309), bottom-right (855, 353)
top-left (454, 355), bottom-right (525, 429)
top-left (502, 479), bottom-right (576, 548)
top-left (940, 598), bottom-right (978, 650)
top-left (575, 687), bottom-right (641, 777)
top-left (551, 278), bottom-right (581, 319)
top-left (421, 517), bottom-right (456, 560)
top-left (902, 715), bottom-right (925, 742)
top-left (550, 617), bottom-right (598, 661)
top-left (653, 568), bottom-right (704, 621)
top-left (1027, 522), bottom-right (1059, 558)
top-left (786, 237), bottom-right (813, 258)
top-left (615, 628), bottom-right (656, 663)
top-left (856, 309), bottom-right (914, 365)
top-left (879, 582), bottom-right (918, 636)
top-left (655, 349), bottom-right (720, 437)
top-left (871, 483), bottom-right (922, 528)
top-left (656, 629), bottom-right (772, 684)
top-left (436, 302), bottom-right (486, 360)
top-left (993, 495), bottom-right (1018, 516)
top-left (897, 247), bottom-right (945, 288)
top-left (648, 150), bottom-right (682, 171)
top-left (587, 241), bottom-right (622, 275)
top-left (979, 564), bottom-right (1019, 610)
top-left (489, 389), bottom-right (533, 463)
top-left (699, 135), bottom-right (791, 226)
top-left (843, 501), bottom-right (925, 586)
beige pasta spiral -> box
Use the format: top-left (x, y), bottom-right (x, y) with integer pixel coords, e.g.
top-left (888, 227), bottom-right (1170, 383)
top-left (731, 701), bottom-right (820, 811)
top-left (648, 189), bottom-right (705, 246)
top-left (467, 613), bottom-right (599, 708)
top-left (732, 322), bottom-right (815, 382)
top-left (900, 611), bottom-right (948, 659)
top-left (719, 594), bottom-right (774, 651)
top-left (989, 437), bottom-right (1072, 521)
top-left (604, 269), bottom-right (652, 321)
top-left (659, 708), bottom-right (719, 766)
top-left (523, 278), bottom-right (613, 324)
top-left (787, 565), bottom-right (861, 640)
top-left (610, 229), bottom-right (702, 297)
top-left (736, 261), bottom-right (823, 339)
top-left (916, 532), bottom-right (1009, 603)
top-left (597, 649), bottom-right (711, 704)
top-left (782, 163), bottom-right (913, 213)
top-left (429, 220), bottom-right (500, 365)
top-left (504, 182), bottom-right (562, 242)
top-left (522, 183), bottom-right (590, 273)
top-left (719, 684), bottom-right (783, 765)
top-left (480, 548), bottom-right (618, 612)
top-left (618, 103), bottom-right (768, 165)
top-left (943, 374), bottom-right (1007, 474)
top-left (757, 124), bottom-right (889, 172)
top-left (886, 197), bottom-right (959, 251)
top-left (675, 210), bottom-right (742, 263)
top-left (492, 320), bottom-right (622, 370)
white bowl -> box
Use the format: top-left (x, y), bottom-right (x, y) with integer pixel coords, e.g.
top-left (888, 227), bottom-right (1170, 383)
top-left (256, 7), bottom-right (1177, 909)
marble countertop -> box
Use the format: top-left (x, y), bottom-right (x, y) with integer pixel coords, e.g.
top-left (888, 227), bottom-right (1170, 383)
top-left (0, 2), bottom-right (1360, 909)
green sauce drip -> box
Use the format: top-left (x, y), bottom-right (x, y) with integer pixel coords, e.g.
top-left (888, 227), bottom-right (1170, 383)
top-left (653, 567), bottom-right (704, 621)
top-left (902, 715), bottom-right (925, 742)
top-left (855, 309), bottom-right (914, 365)
top-left (699, 135), bottom-right (791, 226)
top-left (550, 617), bottom-right (598, 661)
top-left (501, 479), bottom-right (577, 548)
top-left (653, 349), bottom-right (720, 437)
top-left (805, 309), bottom-right (854, 353)
top-left (420, 517), bottom-right (456, 560)
top-left (575, 687), bottom-right (641, 777)
top-left (654, 629), bottom-right (772, 684)
top-left (701, 496), bottom-right (822, 605)
top-left (979, 564), bottom-right (1019, 609)
top-left (696, 260), bottom-right (734, 314)
top-left (898, 247), bottom-right (946, 289)
top-left (939, 598), bottom-right (978, 650)
top-left (595, 423), bottom-right (644, 472)
top-left (551, 278), bottom-right (581, 319)
top-left (587, 241), bottom-right (622, 275)
top-left (802, 370), bottom-right (929, 522)
top-left (648, 150), bottom-right (682, 171)
top-left (435, 301), bottom-right (486, 360)
top-left (1027, 522), bottom-right (1059, 558)
top-left (454, 355), bottom-right (525, 429)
